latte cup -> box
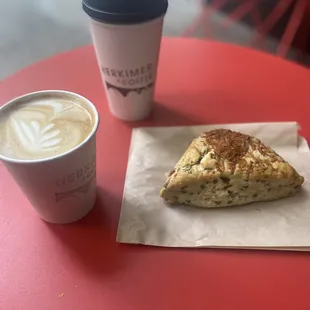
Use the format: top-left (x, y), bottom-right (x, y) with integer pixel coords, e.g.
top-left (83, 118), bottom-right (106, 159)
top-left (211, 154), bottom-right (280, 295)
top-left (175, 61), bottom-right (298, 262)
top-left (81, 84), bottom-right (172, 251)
top-left (0, 90), bottom-right (99, 224)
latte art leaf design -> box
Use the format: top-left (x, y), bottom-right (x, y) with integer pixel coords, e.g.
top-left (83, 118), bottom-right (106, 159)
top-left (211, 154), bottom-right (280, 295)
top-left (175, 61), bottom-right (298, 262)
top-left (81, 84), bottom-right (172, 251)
top-left (11, 118), bottom-right (62, 152)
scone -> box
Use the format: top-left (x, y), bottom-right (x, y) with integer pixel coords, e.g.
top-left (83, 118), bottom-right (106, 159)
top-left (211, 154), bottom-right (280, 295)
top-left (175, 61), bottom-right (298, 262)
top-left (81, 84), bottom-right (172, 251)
top-left (160, 129), bottom-right (304, 208)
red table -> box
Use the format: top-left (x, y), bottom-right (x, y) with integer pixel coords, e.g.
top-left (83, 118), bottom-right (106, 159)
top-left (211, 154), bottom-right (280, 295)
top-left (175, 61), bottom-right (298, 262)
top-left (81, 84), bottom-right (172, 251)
top-left (1, 37), bottom-right (310, 310)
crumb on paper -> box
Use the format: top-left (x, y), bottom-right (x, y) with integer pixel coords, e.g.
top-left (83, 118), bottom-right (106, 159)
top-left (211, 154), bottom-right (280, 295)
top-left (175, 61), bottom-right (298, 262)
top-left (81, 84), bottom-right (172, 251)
top-left (74, 285), bottom-right (78, 288)
top-left (256, 208), bottom-right (262, 211)
top-left (58, 293), bottom-right (65, 298)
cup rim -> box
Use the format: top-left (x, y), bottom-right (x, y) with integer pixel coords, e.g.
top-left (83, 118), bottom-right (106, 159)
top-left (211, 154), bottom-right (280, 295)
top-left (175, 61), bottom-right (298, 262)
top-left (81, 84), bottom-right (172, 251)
top-left (0, 90), bottom-right (100, 165)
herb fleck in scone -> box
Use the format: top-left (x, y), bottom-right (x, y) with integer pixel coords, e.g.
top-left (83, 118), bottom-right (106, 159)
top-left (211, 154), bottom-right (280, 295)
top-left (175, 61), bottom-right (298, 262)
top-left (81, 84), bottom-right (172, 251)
top-left (160, 129), bottom-right (304, 208)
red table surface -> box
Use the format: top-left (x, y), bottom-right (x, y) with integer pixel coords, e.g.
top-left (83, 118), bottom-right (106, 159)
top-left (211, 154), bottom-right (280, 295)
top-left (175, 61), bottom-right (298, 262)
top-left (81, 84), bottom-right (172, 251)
top-left (1, 37), bottom-right (310, 310)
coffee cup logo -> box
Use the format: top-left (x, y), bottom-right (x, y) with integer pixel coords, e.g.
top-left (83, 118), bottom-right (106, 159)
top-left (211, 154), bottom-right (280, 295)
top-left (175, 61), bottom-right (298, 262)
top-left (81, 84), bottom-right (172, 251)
top-left (55, 176), bottom-right (95, 202)
top-left (55, 153), bottom-right (96, 202)
top-left (105, 81), bottom-right (154, 97)
top-left (101, 63), bottom-right (154, 97)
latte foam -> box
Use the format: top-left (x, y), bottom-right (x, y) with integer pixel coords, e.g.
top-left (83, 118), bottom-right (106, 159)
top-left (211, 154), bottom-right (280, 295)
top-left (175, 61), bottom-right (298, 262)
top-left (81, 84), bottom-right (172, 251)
top-left (0, 94), bottom-right (95, 160)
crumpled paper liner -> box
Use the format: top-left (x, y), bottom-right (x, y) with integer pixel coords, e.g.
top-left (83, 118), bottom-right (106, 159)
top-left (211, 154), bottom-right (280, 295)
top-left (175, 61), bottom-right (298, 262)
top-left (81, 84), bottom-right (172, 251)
top-left (117, 122), bottom-right (310, 251)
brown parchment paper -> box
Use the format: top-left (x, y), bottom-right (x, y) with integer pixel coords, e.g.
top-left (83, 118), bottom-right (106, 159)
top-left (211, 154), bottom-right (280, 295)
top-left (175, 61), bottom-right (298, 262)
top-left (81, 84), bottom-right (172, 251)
top-left (117, 122), bottom-right (310, 251)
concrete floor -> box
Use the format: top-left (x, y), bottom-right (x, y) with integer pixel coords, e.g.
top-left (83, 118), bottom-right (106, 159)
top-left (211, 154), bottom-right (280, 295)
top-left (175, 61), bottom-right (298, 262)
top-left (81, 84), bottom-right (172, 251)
top-left (0, 0), bottom-right (282, 80)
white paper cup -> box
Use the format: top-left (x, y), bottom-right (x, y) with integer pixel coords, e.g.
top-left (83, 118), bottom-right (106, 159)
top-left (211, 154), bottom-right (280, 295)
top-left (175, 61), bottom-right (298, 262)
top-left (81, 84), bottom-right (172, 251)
top-left (0, 90), bottom-right (99, 224)
top-left (89, 16), bottom-right (164, 121)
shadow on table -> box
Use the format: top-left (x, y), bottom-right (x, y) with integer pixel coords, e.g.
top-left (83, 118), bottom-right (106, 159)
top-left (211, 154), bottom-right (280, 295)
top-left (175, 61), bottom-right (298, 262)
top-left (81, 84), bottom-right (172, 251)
top-left (114, 94), bottom-right (216, 128)
top-left (149, 101), bottom-right (201, 126)
top-left (147, 92), bottom-right (278, 126)
top-left (45, 187), bottom-right (128, 277)
top-left (108, 90), bottom-right (275, 130)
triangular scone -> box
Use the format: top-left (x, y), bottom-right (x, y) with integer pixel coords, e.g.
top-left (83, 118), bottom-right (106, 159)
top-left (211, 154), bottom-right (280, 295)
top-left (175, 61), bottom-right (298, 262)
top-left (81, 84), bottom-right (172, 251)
top-left (160, 129), bottom-right (304, 208)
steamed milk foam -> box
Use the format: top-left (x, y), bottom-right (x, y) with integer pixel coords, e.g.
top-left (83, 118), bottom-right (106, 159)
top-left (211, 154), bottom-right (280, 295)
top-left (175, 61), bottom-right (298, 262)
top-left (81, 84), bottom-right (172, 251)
top-left (0, 94), bottom-right (94, 160)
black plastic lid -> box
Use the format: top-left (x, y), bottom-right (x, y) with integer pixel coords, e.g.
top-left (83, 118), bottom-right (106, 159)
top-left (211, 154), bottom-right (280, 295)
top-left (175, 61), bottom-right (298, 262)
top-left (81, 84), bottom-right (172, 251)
top-left (82, 0), bottom-right (168, 24)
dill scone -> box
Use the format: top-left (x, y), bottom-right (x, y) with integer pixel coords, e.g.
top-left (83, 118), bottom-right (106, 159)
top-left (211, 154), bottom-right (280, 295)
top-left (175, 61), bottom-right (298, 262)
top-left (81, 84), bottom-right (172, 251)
top-left (160, 129), bottom-right (304, 208)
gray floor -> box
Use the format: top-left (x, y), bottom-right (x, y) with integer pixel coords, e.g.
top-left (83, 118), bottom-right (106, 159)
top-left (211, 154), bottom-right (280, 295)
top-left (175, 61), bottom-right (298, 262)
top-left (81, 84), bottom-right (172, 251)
top-left (0, 0), bottom-right (283, 80)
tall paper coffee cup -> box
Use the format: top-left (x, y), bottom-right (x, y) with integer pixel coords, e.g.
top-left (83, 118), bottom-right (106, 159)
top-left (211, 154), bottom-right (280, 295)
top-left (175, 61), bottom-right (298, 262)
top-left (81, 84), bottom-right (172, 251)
top-left (89, 17), bottom-right (164, 121)
top-left (0, 90), bottom-right (99, 224)
top-left (83, 0), bottom-right (168, 121)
